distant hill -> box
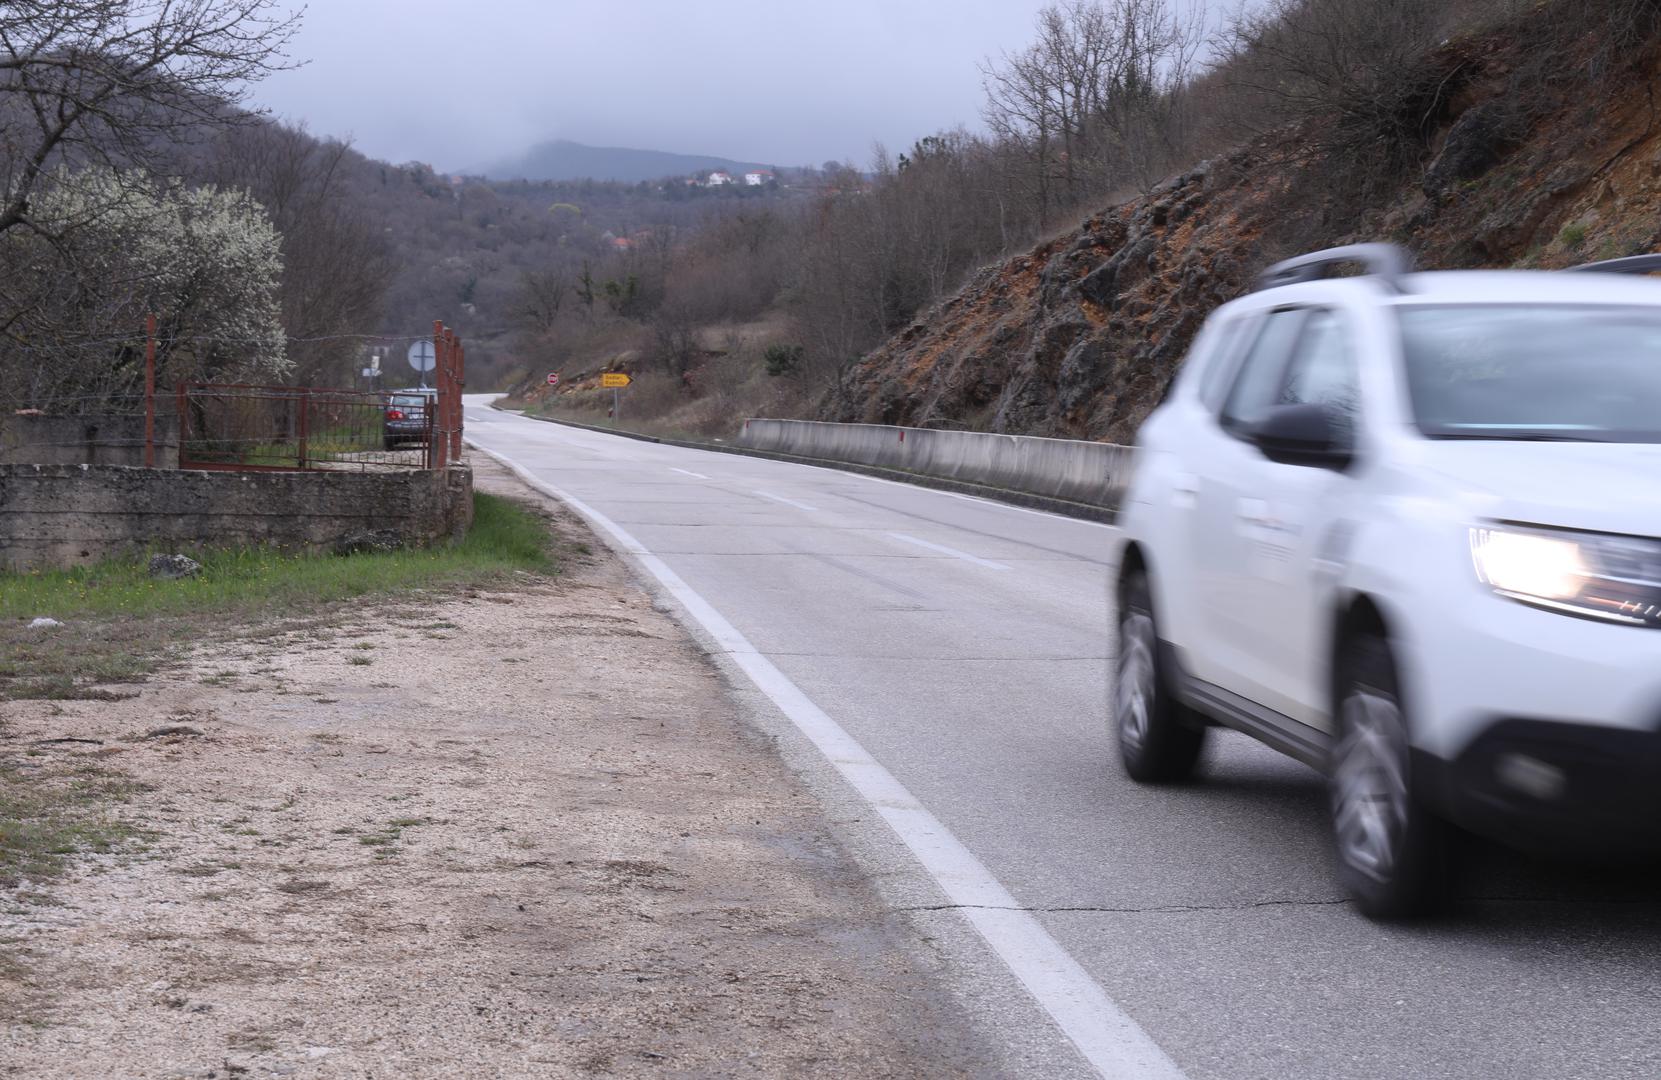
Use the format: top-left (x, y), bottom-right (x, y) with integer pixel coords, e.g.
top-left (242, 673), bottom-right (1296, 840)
top-left (482, 139), bottom-right (774, 183)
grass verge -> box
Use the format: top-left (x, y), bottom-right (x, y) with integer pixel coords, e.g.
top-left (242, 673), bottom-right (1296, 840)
top-left (0, 492), bottom-right (556, 701)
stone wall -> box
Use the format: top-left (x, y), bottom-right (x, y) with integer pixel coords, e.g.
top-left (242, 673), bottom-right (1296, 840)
top-left (0, 414), bottom-right (179, 469)
top-left (0, 464), bottom-right (472, 572)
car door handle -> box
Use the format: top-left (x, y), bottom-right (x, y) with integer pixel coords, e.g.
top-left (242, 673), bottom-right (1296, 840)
top-left (1237, 498), bottom-right (1271, 527)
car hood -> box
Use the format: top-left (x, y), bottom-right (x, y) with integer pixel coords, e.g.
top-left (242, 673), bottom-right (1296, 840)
top-left (1414, 441), bottom-right (1661, 536)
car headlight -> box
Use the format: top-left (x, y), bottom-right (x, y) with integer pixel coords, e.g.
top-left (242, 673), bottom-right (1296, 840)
top-left (1470, 525), bottom-right (1661, 626)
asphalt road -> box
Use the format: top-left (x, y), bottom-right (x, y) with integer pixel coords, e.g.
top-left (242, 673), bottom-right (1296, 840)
top-left (465, 399), bottom-right (1661, 1080)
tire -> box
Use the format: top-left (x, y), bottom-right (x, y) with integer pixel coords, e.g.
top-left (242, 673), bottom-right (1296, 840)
top-left (1330, 634), bottom-right (1452, 919)
top-left (1115, 569), bottom-right (1207, 783)
top-left (383, 436), bottom-right (397, 451)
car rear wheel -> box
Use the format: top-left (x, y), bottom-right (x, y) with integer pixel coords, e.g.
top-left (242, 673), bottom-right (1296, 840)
top-left (1115, 569), bottom-right (1207, 783)
top-left (1330, 634), bottom-right (1451, 919)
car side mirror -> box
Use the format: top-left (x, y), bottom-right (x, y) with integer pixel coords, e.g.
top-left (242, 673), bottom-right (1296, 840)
top-left (1247, 403), bottom-right (1352, 469)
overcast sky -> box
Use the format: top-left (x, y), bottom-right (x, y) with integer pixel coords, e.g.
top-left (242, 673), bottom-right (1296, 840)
top-left (254, 0), bottom-right (1115, 172)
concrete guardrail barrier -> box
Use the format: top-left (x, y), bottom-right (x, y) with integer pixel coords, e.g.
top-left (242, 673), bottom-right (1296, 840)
top-left (735, 418), bottom-right (1136, 511)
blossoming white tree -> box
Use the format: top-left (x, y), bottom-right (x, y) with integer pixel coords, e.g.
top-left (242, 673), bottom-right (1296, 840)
top-left (0, 1), bottom-right (300, 240)
top-left (1, 167), bottom-right (287, 409)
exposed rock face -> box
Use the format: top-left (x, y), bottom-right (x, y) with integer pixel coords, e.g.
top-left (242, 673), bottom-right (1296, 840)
top-left (827, 157), bottom-right (1292, 445)
top-left (1422, 101), bottom-right (1522, 198)
top-left (829, 38), bottom-right (1661, 446)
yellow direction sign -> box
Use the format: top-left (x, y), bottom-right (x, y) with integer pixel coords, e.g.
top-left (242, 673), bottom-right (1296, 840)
top-left (600, 372), bottom-right (632, 388)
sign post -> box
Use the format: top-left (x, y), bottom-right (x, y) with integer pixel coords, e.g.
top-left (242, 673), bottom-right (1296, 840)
top-left (600, 372), bottom-right (631, 421)
top-left (143, 313), bottom-right (157, 468)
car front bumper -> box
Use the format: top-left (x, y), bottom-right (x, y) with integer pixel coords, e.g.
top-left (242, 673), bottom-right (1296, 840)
top-left (1417, 718), bottom-right (1661, 852)
top-left (1404, 591), bottom-right (1661, 851)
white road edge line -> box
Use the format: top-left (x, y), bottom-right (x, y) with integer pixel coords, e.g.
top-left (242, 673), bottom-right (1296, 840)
top-left (888, 531), bottom-right (1013, 571)
top-left (469, 438), bottom-right (1187, 1080)
top-left (752, 489), bottom-right (817, 512)
top-left (671, 467), bottom-right (710, 479)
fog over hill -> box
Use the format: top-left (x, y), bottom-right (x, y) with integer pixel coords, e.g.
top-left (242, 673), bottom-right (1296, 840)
top-left (482, 139), bottom-right (778, 183)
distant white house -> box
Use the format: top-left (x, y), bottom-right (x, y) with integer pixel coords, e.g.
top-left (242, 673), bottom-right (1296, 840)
top-left (743, 169), bottom-right (775, 186)
top-left (706, 170), bottom-right (734, 186)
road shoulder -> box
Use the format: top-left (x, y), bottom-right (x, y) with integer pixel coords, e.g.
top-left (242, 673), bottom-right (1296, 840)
top-left (1, 453), bottom-right (997, 1078)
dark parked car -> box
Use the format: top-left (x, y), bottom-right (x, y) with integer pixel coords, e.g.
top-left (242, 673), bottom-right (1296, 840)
top-left (383, 389), bottom-right (434, 450)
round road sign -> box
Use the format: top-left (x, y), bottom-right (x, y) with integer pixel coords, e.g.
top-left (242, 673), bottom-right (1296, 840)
top-left (547, 372), bottom-right (560, 386)
top-left (407, 340), bottom-right (436, 373)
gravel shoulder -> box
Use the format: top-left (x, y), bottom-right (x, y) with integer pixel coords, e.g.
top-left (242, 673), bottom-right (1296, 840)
top-left (0, 455), bottom-right (995, 1079)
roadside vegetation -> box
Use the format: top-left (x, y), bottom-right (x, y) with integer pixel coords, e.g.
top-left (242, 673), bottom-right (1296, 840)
top-left (496, 0), bottom-right (1661, 437)
top-left (7, 1), bottom-right (1655, 443)
top-left (0, 493), bottom-right (555, 702)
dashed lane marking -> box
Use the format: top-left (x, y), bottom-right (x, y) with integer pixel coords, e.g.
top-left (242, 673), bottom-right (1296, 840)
top-left (888, 532), bottom-right (1012, 571)
top-left (753, 490), bottom-right (818, 512)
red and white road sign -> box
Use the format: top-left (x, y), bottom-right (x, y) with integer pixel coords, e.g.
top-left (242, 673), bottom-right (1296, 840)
top-left (547, 372), bottom-right (560, 386)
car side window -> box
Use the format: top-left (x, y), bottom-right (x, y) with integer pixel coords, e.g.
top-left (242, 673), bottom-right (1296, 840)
top-left (1219, 309), bottom-right (1307, 434)
top-left (1197, 313), bottom-right (1263, 413)
top-left (1278, 310), bottom-right (1360, 443)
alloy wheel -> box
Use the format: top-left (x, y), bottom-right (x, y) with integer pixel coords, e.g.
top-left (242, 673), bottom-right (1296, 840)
top-left (1332, 686), bottom-right (1410, 883)
top-left (1116, 609), bottom-right (1157, 754)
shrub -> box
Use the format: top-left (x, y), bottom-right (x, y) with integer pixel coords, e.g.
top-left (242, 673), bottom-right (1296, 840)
top-left (763, 343), bottom-right (804, 377)
top-left (1559, 222), bottom-right (1588, 249)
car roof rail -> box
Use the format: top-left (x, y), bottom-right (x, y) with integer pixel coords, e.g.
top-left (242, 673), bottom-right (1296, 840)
top-left (1567, 253), bottom-right (1661, 276)
top-left (1253, 243), bottom-right (1413, 294)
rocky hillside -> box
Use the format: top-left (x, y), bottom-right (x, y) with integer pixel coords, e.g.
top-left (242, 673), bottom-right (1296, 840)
top-left (829, 17), bottom-right (1661, 445)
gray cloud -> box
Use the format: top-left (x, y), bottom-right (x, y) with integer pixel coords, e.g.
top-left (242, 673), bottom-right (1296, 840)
top-left (255, 0), bottom-right (1073, 171)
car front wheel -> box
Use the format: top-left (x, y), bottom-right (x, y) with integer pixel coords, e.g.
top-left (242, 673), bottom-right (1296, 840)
top-left (1115, 569), bottom-right (1207, 783)
top-left (1330, 634), bottom-right (1451, 919)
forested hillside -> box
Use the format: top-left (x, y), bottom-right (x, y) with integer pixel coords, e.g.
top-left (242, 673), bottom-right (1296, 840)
top-left (830, 0), bottom-right (1661, 443)
top-left (482, 139), bottom-right (777, 183)
top-left (505, 0), bottom-right (1661, 441)
top-left (10, 0), bottom-right (1657, 438)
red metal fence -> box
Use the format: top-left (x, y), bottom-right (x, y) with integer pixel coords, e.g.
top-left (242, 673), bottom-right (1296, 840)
top-left (144, 319), bottom-right (467, 473)
top-left (175, 383), bottom-right (435, 471)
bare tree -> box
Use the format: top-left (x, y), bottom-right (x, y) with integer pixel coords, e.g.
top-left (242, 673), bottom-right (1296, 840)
top-left (1212, 0), bottom-right (1449, 167)
top-left (0, 0), bottom-right (301, 239)
top-left (982, 0), bottom-right (1199, 220)
top-left (204, 123), bottom-right (394, 385)
top-left (981, 39), bottom-right (1061, 225)
top-left (650, 300), bottom-right (701, 381)
top-left (513, 266), bottom-right (571, 335)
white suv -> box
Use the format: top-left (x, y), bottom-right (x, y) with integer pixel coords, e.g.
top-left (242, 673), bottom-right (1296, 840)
top-left (1113, 244), bottom-right (1661, 918)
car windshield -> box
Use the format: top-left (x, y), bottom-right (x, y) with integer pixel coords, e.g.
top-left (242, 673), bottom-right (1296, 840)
top-left (1399, 304), bottom-right (1661, 443)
